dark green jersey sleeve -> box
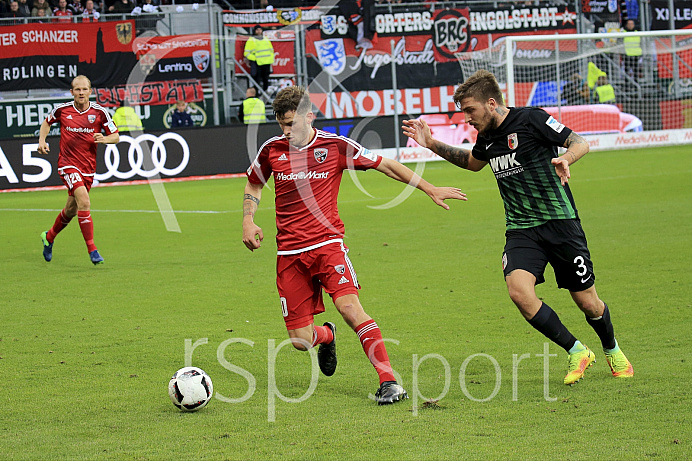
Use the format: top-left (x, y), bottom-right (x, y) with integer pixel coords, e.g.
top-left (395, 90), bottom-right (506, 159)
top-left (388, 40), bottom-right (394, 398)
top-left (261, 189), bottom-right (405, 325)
top-left (527, 108), bottom-right (572, 149)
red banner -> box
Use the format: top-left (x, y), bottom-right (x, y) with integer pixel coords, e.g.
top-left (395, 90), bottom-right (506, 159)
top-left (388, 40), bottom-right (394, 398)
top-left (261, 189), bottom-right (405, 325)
top-left (0, 22), bottom-right (213, 91)
top-left (94, 80), bottom-right (204, 106)
top-left (0, 21), bottom-right (134, 60)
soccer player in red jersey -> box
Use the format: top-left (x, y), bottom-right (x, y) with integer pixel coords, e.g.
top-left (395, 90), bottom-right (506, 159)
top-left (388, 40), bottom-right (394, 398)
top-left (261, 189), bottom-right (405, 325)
top-left (242, 86), bottom-right (467, 404)
top-left (38, 75), bottom-right (119, 265)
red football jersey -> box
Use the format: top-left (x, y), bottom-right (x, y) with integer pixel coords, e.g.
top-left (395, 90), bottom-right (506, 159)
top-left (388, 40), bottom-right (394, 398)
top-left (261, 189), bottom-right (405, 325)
top-left (45, 101), bottom-right (118, 176)
top-left (247, 129), bottom-right (382, 254)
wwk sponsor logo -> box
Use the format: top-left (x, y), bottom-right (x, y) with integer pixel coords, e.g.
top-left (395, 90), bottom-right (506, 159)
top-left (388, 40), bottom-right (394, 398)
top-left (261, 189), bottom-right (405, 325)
top-left (489, 153), bottom-right (523, 179)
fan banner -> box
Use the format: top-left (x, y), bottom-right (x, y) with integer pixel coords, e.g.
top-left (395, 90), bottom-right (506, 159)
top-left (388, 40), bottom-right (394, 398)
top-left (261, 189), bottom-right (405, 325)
top-left (132, 34), bottom-right (212, 80)
top-left (0, 22), bottom-right (137, 90)
top-left (94, 80), bottom-right (205, 107)
top-left (133, 34), bottom-right (211, 60)
top-left (0, 21), bottom-right (134, 59)
top-left (0, 23), bottom-right (212, 90)
top-left (222, 7), bottom-right (323, 27)
top-left (649, 1), bottom-right (692, 30)
top-left (318, 4), bottom-right (578, 40)
top-left (305, 32), bottom-right (576, 91)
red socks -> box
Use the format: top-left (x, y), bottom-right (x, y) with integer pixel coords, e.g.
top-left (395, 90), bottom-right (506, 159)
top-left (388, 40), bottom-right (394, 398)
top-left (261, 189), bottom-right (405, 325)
top-left (47, 209), bottom-right (72, 243)
top-left (355, 319), bottom-right (395, 384)
top-left (77, 210), bottom-right (97, 252)
top-left (311, 324), bottom-right (334, 348)
top-left (47, 209), bottom-right (98, 253)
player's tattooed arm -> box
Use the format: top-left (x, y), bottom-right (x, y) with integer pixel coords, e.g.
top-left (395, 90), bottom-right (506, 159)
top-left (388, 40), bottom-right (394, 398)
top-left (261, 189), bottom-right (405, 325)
top-left (432, 140), bottom-right (487, 172)
top-left (552, 131), bottom-right (590, 185)
top-left (243, 181), bottom-right (263, 219)
top-left (434, 144), bottom-right (473, 169)
top-left (562, 132), bottom-right (590, 164)
top-left (244, 193), bottom-right (259, 205)
top-left (242, 182), bottom-right (264, 251)
top-left (402, 118), bottom-right (486, 171)
top-left (243, 193), bottom-right (260, 217)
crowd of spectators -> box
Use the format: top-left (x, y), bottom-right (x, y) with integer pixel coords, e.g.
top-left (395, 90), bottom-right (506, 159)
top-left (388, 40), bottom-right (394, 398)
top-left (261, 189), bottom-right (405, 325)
top-left (0, 0), bottom-right (529, 21)
top-left (0, 0), bottom-right (166, 22)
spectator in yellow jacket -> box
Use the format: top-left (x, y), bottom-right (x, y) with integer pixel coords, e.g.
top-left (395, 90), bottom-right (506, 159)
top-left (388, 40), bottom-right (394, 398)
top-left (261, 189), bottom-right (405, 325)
top-left (244, 25), bottom-right (274, 93)
top-left (113, 99), bottom-right (143, 133)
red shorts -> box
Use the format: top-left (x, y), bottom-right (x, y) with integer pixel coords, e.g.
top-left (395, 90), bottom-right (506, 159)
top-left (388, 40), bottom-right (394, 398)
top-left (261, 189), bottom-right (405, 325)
top-left (59, 167), bottom-right (93, 196)
top-left (276, 241), bottom-right (360, 330)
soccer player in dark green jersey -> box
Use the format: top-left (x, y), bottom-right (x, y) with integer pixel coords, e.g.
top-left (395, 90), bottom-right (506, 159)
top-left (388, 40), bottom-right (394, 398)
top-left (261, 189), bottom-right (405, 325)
top-left (403, 69), bottom-right (633, 385)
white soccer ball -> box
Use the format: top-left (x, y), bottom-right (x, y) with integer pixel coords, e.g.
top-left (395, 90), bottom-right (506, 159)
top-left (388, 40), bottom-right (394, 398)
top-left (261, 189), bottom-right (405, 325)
top-left (168, 367), bottom-right (213, 412)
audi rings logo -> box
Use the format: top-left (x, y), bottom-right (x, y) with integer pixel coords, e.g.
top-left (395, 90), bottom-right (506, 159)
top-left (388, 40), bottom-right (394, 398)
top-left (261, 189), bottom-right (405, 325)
top-left (96, 133), bottom-right (190, 181)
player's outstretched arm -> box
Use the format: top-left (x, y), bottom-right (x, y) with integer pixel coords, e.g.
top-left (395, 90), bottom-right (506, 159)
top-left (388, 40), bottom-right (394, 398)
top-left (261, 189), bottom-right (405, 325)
top-left (402, 119), bottom-right (486, 171)
top-left (375, 157), bottom-right (467, 210)
top-left (242, 181), bottom-right (264, 251)
top-left (551, 132), bottom-right (589, 186)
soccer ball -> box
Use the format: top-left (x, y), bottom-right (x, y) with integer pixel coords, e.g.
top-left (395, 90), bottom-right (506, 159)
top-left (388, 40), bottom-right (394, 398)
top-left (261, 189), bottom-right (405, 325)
top-left (168, 367), bottom-right (213, 412)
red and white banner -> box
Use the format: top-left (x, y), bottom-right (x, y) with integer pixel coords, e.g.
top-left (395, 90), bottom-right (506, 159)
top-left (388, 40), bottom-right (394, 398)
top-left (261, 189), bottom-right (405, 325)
top-left (0, 22), bottom-right (214, 90)
top-left (94, 80), bottom-right (204, 107)
top-left (310, 83), bottom-right (538, 118)
top-left (311, 86), bottom-right (458, 118)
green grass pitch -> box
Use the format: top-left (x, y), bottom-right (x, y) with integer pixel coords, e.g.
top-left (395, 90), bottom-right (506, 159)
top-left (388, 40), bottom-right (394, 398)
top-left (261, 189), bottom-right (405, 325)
top-left (1, 145), bottom-right (690, 460)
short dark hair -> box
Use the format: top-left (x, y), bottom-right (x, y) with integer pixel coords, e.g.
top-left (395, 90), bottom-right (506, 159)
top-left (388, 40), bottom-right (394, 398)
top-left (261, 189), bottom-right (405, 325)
top-left (453, 69), bottom-right (504, 109)
top-left (272, 86), bottom-right (312, 120)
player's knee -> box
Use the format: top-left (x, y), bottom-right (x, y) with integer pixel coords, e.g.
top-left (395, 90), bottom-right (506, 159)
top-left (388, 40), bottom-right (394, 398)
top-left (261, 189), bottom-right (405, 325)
top-left (576, 297), bottom-right (603, 317)
top-left (507, 285), bottom-right (529, 306)
top-left (64, 199), bottom-right (80, 216)
top-left (289, 336), bottom-right (311, 351)
top-left (507, 289), bottom-right (539, 319)
top-left (337, 302), bottom-right (363, 325)
top-left (77, 199), bottom-right (91, 211)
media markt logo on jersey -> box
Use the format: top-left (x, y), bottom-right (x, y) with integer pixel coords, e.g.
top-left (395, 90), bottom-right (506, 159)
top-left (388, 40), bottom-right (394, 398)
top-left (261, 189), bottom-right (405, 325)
top-left (276, 171), bottom-right (329, 181)
top-left (193, 50), bottom-right (210, 73)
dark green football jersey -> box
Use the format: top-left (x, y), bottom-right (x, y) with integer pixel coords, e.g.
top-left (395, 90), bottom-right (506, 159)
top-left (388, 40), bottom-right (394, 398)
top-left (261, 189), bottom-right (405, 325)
top-left (471, 107), bottom-right (579, 229)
